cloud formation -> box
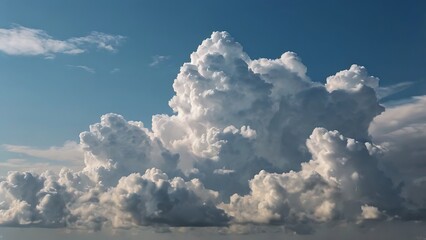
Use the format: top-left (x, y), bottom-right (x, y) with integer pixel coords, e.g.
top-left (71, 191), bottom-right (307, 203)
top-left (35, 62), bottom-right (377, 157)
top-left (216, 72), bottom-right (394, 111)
top-left (222, 128), bottom-right (400, 232)
top-left (0, 25), bottom-right (124, 58)
top-left (79, 113), bottom-right (180, 187)
top-left (1, 31), bottom-right (424, 233)
top-left (369, 96), bottom-right (426, 209)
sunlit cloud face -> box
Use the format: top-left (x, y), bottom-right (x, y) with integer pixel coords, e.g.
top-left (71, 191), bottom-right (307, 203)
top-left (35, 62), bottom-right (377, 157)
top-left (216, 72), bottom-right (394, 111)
top-left (0, 31), bottom-right (424, 233)
top-left (0, 25), bottom-right (125, 58)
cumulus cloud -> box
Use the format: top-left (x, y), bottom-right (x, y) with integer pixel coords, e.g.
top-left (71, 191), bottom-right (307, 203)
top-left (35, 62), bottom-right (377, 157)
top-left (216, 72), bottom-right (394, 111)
top-left (221, 128), bottom-right (400, 232)
top-left (100, 168), bottom-right (229, 227)
top-left (0, 25), bottom-right (124, 58)
top-left (360, 204), bottom-right (381, 220)
top-left (79, 113), bottom-right (180, 187)
top-left (0, 168), bottom-right (227, 229)
top-left (1, 31), bottom-right (424, 232)
top-left (160, 43), bottom-right (384, 204)
top-left (325, 64), bottom-right (379, 92)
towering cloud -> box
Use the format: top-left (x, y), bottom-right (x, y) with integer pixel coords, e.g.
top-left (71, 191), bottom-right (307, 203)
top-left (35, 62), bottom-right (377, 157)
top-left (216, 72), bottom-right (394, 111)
top-left (1, 31), bottom-right (424, 232)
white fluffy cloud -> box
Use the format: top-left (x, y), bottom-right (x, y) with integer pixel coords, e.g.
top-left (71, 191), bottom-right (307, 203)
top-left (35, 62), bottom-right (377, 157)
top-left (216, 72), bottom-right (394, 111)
top-left (0, 25), bottom-right (124, 58)
top-left (0, 168), bottom-right (228, 229)
top-left (221, 128), bottom-right (400, 232)
top-left (1, 31), bottom-right (424, 232)
top-left (325, 64), bottom-right (379, 92)
top-left (100, 168), bottom-right (228, 227)
top-left (360, 204), bottom-right (381, 220)
top-left (152, 32), bottom-right (383, 173)
top-left (153, 32), bottom-right (273, 165)
top-left (79, 113), bottom-right (180, 187)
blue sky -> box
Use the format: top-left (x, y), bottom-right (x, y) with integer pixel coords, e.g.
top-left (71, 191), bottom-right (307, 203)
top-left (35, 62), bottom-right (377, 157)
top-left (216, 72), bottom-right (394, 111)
top-left (0, 0), bottom-right (426, 239)
top-left (0, 0), bottom-right (424, 148)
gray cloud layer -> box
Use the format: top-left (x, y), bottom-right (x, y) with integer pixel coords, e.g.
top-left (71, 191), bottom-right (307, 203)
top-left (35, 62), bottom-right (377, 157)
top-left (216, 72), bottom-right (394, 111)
top-left (1, 31), bottom-right (424, 233)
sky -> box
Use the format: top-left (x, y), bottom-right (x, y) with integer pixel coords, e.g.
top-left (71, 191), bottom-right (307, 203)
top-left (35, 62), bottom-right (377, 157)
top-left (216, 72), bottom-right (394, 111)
top-left (0, 0), bottom-right (426, 239)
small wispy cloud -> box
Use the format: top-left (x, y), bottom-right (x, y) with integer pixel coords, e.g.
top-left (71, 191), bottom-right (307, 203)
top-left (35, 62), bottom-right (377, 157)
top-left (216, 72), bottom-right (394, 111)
top-left (110, 68), bottom-right (120, 74)
top-left (149, 55), bottom-right (170, 67)
top-left (2, 141), bottom-right (83, 163)
top-left (213, 168), bottom-right (235, 175)
top-left (0, 159), bottom-right (62, 175)
top-left (68, 31), bottom-right (125, 53)
top-left (377, 81), bottom-right (414, 99)
top-left (0, 25), bottom-right (125, 58)
top-left (67, 64), bottom-right (95, 73)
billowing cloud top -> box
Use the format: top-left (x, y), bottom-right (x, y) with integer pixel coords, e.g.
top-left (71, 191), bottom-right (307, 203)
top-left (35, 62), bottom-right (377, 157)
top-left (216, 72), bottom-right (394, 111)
top-left (1, 31), bottom-right (424, 233)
